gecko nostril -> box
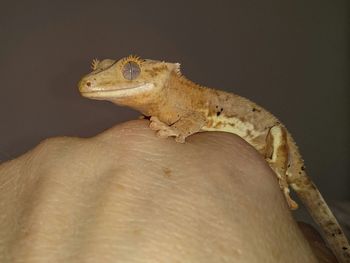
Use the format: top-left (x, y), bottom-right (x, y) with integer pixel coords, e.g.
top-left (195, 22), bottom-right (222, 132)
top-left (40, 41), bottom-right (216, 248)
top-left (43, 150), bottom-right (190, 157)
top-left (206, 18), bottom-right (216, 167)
top-left (86, 81), bottom-right (91, 87)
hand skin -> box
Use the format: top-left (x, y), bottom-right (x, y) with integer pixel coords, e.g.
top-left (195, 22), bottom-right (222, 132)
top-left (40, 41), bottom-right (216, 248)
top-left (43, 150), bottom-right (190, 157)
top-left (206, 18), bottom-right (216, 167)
top-left (0, 120), bottom-right (335, 263)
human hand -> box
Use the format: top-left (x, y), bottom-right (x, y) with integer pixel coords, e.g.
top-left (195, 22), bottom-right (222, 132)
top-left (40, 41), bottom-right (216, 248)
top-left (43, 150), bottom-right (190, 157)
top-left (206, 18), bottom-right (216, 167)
top-left (0, 120), bottom-right (334, 262)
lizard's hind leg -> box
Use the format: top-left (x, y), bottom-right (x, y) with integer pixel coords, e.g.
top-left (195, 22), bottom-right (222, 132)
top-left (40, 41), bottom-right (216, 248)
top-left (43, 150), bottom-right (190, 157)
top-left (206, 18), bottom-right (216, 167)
top-left (265, 125), bottom-right (298, 210)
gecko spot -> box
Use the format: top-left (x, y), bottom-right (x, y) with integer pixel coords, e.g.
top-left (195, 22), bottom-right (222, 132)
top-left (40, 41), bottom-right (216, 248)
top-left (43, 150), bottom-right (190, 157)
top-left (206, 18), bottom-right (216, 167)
top-left (86, 82), bottom-right (91, 87)
top-left (343, 247), bottom-right (348, 250)
top-left (301, 166), bottom-right (305, 170)
top-left (217, 112), bottom-right (221, 116)
top-left (220, 108), bottom-right (223, 112)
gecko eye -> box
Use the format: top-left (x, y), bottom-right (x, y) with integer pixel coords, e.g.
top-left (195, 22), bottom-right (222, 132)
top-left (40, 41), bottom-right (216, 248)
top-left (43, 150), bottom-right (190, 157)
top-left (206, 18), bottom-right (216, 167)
top-left (122, 61), bottom-right (141, 80)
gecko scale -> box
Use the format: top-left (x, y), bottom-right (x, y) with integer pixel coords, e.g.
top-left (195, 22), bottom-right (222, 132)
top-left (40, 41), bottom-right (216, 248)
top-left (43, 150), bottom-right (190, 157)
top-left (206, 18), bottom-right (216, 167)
top-left (78, 55), bottom-right (350, 262)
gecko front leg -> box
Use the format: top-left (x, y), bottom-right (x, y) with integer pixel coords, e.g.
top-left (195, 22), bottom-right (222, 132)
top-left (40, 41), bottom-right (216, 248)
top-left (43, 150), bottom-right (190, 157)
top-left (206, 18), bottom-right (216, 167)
top-left (265, 125), bottom-right (299, 210)
top-left (150, 112), bottom-right (206, 143)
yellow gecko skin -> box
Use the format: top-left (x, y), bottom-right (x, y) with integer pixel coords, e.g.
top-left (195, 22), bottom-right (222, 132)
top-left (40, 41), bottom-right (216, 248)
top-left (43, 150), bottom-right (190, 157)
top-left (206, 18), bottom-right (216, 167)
top-left (78, 55), bottom-right (350, 262)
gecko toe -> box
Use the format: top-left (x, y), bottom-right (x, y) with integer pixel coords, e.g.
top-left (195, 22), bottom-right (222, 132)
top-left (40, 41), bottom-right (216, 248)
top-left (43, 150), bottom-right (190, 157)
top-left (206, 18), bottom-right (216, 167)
top-left (149, 117), bottom-right (170, 132)
top-left (175, 135), bottom-right (186, 143)
top-left (157, 129), bottom-right (179, 138)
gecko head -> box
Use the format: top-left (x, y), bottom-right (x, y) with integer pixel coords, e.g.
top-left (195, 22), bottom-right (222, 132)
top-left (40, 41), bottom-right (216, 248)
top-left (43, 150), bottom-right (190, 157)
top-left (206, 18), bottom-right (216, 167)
top-left (78, 55), bottom-right (180, 105)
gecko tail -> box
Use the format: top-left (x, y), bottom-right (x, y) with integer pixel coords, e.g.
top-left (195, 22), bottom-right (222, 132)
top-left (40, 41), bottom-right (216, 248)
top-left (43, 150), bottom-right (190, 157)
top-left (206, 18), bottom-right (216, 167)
top-left (290, 175), bottom-right (350, 263)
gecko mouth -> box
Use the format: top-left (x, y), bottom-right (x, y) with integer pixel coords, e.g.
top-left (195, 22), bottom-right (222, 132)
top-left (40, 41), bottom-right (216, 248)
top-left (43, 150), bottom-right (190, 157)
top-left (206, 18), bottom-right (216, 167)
top-left (80, 83), bottom-right (154, 98)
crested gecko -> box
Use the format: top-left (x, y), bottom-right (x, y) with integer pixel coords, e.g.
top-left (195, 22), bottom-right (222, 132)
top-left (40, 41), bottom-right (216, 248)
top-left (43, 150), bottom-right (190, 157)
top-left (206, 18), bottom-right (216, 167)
top-left (78, 55), bottom-right (350, 262)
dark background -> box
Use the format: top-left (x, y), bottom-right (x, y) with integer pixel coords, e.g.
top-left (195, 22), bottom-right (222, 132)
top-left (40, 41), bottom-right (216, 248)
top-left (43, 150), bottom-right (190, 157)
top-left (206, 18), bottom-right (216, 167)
top-left (0, 1), bottom-right (349, 224)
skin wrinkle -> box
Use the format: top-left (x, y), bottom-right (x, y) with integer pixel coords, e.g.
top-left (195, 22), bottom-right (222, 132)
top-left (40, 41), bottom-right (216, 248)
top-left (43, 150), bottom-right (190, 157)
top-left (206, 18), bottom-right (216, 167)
top-left (76, 171), bottom-right (142, 260)
top-left (127, 137), bottom-right (272, 260)
top-left (4, 148), bottom-right (246, 263)
top-left (0, 120), bottom-right (326, 262)
top-left (12, 165), bottom-right (59, 258)
top-left (15, 184), bottom-right (73, 259)
top-left (76, 180), bottom-right (154, 262)
top-left (90, 134), bottom-right (228, 261)
top-left (12, 139), bottom-right (121, 261)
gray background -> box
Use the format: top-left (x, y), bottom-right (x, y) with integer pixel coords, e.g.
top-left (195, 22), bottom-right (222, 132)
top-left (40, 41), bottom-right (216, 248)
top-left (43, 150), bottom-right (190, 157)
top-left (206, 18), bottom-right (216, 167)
top-left (0, 0), bottom-right (349, 221)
